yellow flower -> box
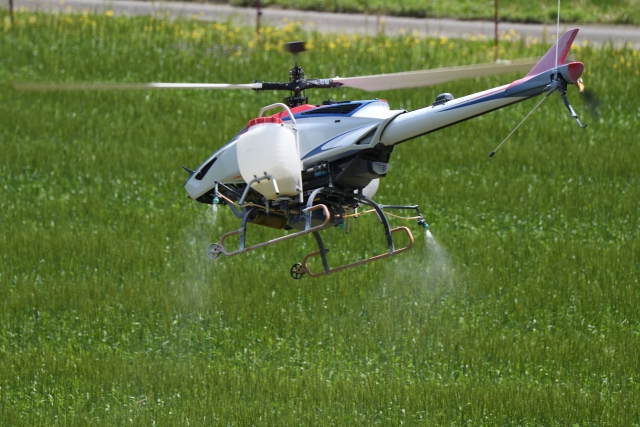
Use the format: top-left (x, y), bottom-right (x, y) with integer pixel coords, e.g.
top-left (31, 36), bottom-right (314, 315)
top-left (191, 28), bottom-right (204, 40)
top-left (105, 10), bottom-right (113, 17)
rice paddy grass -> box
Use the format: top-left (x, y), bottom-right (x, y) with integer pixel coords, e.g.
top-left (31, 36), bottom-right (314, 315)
top-left (1, 10), bottom-right (639, 426)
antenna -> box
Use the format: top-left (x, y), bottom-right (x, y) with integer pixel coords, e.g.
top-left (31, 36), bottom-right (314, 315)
top-left (554, 0), bottom-right (561, 80)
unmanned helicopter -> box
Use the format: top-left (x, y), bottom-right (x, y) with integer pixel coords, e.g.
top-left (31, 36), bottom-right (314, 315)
top-left (17, 29), bottom-right (587, 279)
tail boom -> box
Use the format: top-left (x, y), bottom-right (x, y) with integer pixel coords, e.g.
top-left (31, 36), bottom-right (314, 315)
top-left (379, 65), bottom-right (583, 146)
top-left (379, 28), bottom-right (583, 146)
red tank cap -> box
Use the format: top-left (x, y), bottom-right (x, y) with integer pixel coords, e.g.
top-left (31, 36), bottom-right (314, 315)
top-left (247, 116), bottom-right (283, 129)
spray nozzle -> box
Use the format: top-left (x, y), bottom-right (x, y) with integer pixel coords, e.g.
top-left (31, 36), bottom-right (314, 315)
top-left (213, 181), bottom-right (221, 205)
top-left (417, 219), bottom-right (429, 230)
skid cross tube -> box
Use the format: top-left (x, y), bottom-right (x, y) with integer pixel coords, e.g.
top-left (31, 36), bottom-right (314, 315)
top-left (210, 204), bottom-right (331, 257)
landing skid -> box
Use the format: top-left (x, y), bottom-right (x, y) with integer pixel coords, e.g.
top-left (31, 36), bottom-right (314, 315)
top-left (207, 185), bottom-right (427, 278)
top-left (291, 226), bottom-right (414, 279)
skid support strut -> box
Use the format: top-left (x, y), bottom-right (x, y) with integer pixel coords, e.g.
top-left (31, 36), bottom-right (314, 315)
top-left (289, 188), bottom-right (423, 279)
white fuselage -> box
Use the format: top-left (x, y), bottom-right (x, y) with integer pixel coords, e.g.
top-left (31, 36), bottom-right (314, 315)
top-left (184, 63), bottom-right (580, 201)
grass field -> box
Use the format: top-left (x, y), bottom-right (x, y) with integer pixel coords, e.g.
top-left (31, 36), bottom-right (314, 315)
top-left (1, 10), bottom-right (640, 426)
top-left (207, 0), bottom-right (640, 25)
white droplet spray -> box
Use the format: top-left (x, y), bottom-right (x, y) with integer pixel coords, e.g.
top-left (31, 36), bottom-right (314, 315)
top-left (425, 228), bottom-right (436, 244)
top-left (208, 203), bottom-right (218, 225)
top-left (423, 228), bottom-right (452, 284)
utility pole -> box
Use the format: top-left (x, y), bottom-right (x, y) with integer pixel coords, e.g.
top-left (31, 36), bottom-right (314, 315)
top-left (256, 0), bottom-right (262, 34)
top-left (9, 0), bottom-right (14, 25)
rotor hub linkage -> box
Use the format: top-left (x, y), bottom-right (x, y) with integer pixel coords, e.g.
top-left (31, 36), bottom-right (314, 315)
top-left (286, 64), bottom-right (308, 107)
top-left (250, 41), bottom-right (346, 107)
top-left (258, 67), bottom-right (341, 108)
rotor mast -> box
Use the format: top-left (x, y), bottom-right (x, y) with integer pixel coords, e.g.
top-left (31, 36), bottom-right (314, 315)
top-left (285, 41), bottom-right (308, 107)
top-left (256, 41), bottom-right (343, 108)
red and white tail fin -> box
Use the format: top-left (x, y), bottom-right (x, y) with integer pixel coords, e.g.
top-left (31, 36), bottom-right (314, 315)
top-left (525, 28), bottom-right (579, 77)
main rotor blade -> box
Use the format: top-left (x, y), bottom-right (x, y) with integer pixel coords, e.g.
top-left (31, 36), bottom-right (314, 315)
top-left (14, 82), bottom-right (264, 91)
top-left (332, 59), bottom-right (537, 92)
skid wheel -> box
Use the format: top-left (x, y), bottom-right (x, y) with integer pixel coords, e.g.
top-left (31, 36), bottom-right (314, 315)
top-left (290, 263), bottom-right (305, 280)
top-left (206, 243), bottom-right (222, 260)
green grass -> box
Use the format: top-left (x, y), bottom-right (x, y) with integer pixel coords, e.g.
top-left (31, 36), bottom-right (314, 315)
top-left (208, 0), bottom-right (640, 25)
top-left (1, 10), bottom-right (640, 426)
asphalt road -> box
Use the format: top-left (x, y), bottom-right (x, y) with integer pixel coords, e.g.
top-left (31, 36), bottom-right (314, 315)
top-left (7, 0), bottom-right (640, 48)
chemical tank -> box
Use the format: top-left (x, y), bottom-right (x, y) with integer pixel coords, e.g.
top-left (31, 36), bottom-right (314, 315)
top-left (236, 117), bottom-right (301, 201)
